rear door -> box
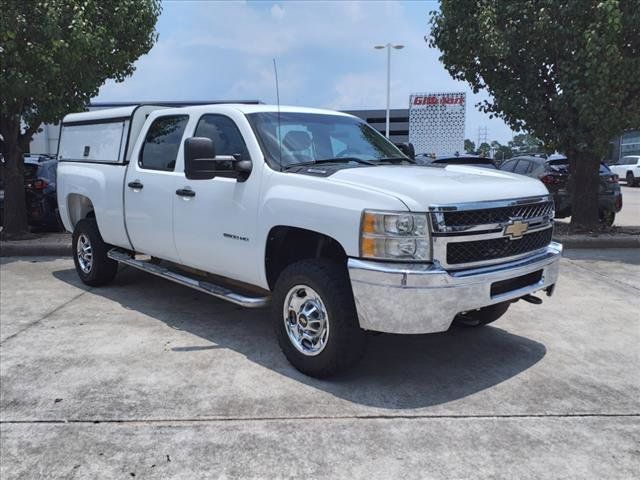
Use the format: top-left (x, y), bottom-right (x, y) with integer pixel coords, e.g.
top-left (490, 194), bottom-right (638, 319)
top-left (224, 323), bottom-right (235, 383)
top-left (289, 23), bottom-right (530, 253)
top-left (124, 114), bottom-right (189, 262)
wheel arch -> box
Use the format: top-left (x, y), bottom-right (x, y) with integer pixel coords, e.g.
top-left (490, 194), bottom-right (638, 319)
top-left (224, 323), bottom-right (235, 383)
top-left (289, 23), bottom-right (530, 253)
top-left (265, 226), bottom-right (348, 290)
top-left (66, 193), bottom-right (95, 228)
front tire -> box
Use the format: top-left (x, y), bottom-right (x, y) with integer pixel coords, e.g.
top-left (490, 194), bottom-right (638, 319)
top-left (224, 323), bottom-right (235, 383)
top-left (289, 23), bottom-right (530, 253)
top-left (454, 301), bottom-right (510, 327)
top-left (272, 259), bottom-right (367, 378)
top-left (72, 218), bottom-right (118, 286)
top-left (626, 172), bottom-right (637, 187)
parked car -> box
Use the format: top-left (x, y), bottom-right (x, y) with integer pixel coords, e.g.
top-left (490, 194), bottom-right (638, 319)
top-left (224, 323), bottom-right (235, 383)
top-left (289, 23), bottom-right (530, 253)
top-left (0, 154), bottom-right (62, 231)
top-left (500, 155), bottom-right (622, 226)
top-left (609, 155), bottom-right (640, 186)
top-left (57, 104), bottom-right (562, 377)
top-left (416, 153), bottom-right (498, 169)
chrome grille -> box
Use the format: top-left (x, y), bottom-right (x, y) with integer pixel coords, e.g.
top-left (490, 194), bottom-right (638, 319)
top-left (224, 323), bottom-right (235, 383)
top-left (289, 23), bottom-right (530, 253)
top-left (447, 228), bottom-right (553, 265)
top-left (432, 200), bottom-right (554, 234)
top-left (429, 196), bottom-right (555, 269)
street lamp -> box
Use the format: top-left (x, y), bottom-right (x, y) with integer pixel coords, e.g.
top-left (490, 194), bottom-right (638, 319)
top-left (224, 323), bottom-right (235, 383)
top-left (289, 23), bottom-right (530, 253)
top-left (374, 43), bottom-right (404, 138)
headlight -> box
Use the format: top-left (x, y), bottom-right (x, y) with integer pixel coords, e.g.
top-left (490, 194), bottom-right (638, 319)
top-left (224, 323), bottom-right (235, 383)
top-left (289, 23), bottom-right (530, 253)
top-left (360, 210), bottom-right (430, 261)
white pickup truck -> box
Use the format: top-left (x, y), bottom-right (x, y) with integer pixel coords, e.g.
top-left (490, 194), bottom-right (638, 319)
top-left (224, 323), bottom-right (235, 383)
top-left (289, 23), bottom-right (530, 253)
top-left (57, 103), bottom-right (562, 377)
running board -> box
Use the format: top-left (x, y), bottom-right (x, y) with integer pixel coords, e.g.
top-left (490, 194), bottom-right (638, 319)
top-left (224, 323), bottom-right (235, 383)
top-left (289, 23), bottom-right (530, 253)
top-left (107, 249), bottom-right (270, 308)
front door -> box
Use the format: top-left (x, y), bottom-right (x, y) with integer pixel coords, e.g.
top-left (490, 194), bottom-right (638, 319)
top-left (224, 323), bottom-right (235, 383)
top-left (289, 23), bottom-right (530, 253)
top-left (124, 114), bottom-right (189, 262)
top-left (172, 113), bottom-right (262, 285)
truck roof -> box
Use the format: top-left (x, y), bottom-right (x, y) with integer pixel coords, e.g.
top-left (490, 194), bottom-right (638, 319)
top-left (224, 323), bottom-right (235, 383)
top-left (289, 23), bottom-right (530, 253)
top-left (62, 104), bottom-right (353, 125)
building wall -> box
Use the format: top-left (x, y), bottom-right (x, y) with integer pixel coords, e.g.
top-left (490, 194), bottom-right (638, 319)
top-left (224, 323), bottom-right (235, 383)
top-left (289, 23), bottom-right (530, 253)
top-left (29, 123), bottom-right (60, 155)
top-left (343, 109), bottom-right (409, 143)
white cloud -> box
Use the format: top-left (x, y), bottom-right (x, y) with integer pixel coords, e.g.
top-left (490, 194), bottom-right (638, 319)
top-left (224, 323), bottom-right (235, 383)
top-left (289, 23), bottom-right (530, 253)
top-left (95, 0), bottom-right (516, 143)
top-left (270, 3), bottom-right (285, 20)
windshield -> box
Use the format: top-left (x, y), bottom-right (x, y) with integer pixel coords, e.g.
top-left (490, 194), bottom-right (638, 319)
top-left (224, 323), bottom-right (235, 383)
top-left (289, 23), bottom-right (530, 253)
top-left (247, 112), bottom-right (406, 168)
top-left (547, 159), bottom-right (611, 174)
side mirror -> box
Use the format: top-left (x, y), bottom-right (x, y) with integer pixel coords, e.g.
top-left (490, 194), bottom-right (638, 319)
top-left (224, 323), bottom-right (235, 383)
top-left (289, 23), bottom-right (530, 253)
top-left (184, 137), bottom-right (252, 182)
top-left (395, 142), bottom-right (415, 160)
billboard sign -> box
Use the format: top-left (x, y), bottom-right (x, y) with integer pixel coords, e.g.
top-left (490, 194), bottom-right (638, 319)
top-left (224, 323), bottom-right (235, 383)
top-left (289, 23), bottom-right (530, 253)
top-left (409, 92), bottom-right (466, 155)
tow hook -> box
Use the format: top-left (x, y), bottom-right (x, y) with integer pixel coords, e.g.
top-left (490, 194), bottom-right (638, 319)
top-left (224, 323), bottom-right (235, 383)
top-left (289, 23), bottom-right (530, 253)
top-left (520, 294), bottom-right (543, 305)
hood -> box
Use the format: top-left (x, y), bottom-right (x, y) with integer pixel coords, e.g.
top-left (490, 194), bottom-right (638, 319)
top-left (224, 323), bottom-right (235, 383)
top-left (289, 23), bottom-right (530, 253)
top-left (329, 165), bottom-right (549, 211)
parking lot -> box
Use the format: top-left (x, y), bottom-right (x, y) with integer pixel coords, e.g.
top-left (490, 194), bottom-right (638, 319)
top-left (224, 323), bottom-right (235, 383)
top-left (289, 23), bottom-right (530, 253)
top-left (1, 249), bottom-right (639, 479)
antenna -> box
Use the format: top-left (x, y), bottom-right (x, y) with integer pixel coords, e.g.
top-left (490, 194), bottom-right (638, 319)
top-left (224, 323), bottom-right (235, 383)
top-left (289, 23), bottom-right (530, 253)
top-left (273, 58), bottom-right (283, 171)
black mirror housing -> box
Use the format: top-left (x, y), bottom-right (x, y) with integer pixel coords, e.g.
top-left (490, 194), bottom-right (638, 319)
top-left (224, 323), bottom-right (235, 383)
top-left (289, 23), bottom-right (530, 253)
top-left (184, 137), bottom-right (252, 181)
top-left (395, 142), bottom-right (416, 160)
top-left (184, 137), bottom-right (217, 180)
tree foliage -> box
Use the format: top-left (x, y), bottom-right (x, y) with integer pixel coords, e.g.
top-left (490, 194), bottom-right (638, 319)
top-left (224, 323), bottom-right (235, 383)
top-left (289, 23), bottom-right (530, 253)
top-left (0, 0), bottom-right (161, 237)
top-left (464, 138), bottom-right (476, 153)
top-left (429, 0), bottom-right (640, 229)
top-left (508, 133), bottom-right (544, 155)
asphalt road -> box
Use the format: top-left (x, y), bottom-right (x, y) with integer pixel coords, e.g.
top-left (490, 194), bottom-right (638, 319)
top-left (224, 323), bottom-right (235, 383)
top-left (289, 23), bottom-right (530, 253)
top-left (1, 251), bottom-right (639, 479)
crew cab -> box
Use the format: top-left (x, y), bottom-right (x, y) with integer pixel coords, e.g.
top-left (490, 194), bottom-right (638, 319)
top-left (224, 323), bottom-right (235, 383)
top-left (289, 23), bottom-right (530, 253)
top-left (57, 104), bottom-right (562, 377)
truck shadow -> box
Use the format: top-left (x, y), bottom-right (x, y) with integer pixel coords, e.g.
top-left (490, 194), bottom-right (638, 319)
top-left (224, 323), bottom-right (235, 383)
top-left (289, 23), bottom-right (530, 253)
top-left (52, 266), bottom-right (546, 410)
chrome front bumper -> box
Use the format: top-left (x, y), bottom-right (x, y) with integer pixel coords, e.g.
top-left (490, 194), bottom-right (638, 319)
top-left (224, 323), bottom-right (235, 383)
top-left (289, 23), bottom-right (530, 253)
top-left (347, 242), bottom-right (562, 334)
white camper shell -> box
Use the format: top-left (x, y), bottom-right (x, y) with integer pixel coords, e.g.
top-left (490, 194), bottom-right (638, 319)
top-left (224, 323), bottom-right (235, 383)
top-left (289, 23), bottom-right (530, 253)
top-left (58, 105), bottom-right (166, 164)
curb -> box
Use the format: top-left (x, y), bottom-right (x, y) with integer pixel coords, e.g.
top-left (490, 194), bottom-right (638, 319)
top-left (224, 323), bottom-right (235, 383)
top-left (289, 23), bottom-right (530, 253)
top-left (553, 235), bottom-right (640, 249)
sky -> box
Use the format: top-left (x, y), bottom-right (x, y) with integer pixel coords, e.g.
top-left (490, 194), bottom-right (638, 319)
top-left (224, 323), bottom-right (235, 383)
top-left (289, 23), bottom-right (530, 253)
top-left (96, 0), bottom-right (516, 144)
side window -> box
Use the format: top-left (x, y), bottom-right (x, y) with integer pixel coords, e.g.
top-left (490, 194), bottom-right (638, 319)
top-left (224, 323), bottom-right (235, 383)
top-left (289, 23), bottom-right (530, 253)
top-left (514, 160), bottom-right (530, 174)
top-left (140, 115), bottom-right (189, 171)
top-left (194, 114), bottom-right (250, 159)
top-left (501, 160), bottom-right (513, 171)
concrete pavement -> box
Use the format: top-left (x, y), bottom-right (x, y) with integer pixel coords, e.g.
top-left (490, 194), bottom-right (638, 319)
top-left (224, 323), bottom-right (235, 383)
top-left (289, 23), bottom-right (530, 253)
top-left (618, 184), bottom-right (640, 226)
top-left (1, 251), bottom-right (639, 478)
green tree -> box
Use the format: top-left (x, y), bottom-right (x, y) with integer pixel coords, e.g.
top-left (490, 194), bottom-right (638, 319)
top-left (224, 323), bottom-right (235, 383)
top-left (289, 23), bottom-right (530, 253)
top-left (464, 138), bottom-right (476, 153)
top-left (494, 144), bottom-right (513, 163)
top-left (477, 142), bottom-right (491, 156)
top-left (429, 1), bottom-right (640, 230)
top-left (0, 0), bottom-right (161, 238)
top-left (508, 133), bottom-right (544, 155)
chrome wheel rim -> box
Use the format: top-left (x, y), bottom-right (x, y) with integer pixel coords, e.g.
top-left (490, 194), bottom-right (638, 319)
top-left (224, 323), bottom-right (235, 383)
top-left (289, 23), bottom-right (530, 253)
top-left (283, 285), bottom-right (329, 356)
top-left (76, 234), bottom-right (93, 274)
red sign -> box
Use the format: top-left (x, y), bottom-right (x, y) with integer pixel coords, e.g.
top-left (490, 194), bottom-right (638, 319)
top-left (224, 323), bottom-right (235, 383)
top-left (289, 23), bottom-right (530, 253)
top-left (412, 95), bottom-right (464, 106)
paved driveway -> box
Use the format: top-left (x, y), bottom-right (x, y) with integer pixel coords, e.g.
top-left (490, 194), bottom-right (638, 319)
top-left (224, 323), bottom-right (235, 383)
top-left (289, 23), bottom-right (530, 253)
top-left (1, 250), bottom-right (639, 479)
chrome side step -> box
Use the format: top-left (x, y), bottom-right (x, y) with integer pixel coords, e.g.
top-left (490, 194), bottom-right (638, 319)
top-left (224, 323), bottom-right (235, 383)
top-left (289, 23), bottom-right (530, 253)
top-left (107, 249), bottom-right (270, 308)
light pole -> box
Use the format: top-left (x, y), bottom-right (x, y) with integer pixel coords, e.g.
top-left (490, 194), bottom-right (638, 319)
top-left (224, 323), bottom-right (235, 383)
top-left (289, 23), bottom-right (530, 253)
top-left (374, 43), bottom-right (404, 138)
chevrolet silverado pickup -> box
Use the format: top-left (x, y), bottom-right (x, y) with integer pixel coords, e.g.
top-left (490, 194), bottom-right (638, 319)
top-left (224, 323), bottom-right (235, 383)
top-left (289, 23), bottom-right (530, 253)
top-left (57, 103), bottom-right (562, 377)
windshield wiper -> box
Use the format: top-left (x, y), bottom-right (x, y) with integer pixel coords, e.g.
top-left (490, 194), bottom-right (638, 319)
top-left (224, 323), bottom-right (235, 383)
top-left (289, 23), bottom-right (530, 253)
top-left (284, 157), bottom-right (378, 169)
top-left (377, 157), bottom-right (416, 164)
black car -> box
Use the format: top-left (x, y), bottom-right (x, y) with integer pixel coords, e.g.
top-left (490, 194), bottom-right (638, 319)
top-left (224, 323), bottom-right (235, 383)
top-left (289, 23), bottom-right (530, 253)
top-left (416, 153), bottom-right (498, 169)
top-left (500, 155), bottom-right (622, 225)
top-left (0, 154), bottom-right (62, 231)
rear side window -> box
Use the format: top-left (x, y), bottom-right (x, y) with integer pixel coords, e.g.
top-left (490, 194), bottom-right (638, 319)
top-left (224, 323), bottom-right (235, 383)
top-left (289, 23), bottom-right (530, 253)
top-left (139, 115), bottom-right (189, 171)
top-left (501, 160), bottom-right (517, 172)
top-left (194, 114), bottom-right (250, 159)
top-left (514, 160), bottom-right (530, 174)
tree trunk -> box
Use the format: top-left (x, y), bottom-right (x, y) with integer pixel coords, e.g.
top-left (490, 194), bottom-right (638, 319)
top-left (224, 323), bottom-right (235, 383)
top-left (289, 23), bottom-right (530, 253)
top-left (0, 130), bottom-right (29, 239)
top-left (569, 150), bottom-right (601, 232)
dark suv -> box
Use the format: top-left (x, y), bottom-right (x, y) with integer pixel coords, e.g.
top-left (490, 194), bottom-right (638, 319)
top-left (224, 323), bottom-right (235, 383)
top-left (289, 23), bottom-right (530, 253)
top-left (500, 155), bottom-right (622, 226)
top-left (0, 154), bottom-right (62, 231)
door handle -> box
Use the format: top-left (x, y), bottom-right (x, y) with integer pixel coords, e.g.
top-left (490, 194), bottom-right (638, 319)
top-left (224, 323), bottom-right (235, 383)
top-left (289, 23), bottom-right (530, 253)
top-left (128, 180), bottom-right (144, 189)
top-left (176, 188), bottom-right (196, 198)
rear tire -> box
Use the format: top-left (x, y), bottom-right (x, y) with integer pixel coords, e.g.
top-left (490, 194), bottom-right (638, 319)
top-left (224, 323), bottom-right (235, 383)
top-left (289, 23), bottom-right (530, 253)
top-left (454, 301), bottom-right (510, 327)
top-left (599, 210), bottom-right (615, 227)
top-left (72, 218), bottom-right (118, 287)
top-left (272, 259), bottom-right (367, 378)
